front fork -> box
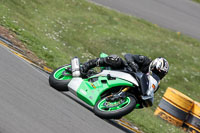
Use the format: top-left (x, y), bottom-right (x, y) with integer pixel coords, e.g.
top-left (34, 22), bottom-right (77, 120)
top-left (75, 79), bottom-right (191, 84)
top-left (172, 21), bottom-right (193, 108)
top-left (105, 87), bottom-right (141, 109)
top-left (106, 87), bottom-right (130, 102)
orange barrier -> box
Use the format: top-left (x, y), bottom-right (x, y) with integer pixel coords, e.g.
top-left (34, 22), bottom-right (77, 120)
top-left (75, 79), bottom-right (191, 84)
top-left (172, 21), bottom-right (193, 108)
top-left (154, 87), bottom-right (194, 127)
top-left (185, 101), bottom-right (200, 133)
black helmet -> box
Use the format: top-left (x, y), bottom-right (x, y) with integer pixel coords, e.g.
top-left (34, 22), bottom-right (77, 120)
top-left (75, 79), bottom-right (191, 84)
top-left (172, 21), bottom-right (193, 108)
top-left (149, 57), bottom-right (169, 79)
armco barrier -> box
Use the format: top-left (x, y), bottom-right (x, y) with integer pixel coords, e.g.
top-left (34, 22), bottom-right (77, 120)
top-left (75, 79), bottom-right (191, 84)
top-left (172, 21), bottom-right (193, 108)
top-left (155, 87), bottom-right (200, 132)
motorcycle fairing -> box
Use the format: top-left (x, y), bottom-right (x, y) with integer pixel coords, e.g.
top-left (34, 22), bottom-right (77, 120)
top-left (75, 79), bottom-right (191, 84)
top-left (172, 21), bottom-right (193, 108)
top-left (90, 70), bottom-right (139, 86)
top-left (68, 76), bottom-right (134, 106)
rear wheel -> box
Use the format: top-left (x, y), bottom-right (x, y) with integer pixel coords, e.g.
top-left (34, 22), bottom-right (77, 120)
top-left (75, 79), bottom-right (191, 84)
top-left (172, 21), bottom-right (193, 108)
top-left (94, 93), bottom-right (136, 119)
top-left (49, 64), bottom-right (72, 91)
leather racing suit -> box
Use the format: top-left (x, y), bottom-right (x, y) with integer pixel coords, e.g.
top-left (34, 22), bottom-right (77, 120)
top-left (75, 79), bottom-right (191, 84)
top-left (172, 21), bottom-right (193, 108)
top-left (81, 54), bottom-right (152, 74)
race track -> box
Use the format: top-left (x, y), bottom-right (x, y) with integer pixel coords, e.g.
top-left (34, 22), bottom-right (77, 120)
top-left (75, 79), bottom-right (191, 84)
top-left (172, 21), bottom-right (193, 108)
top-left (89, 0), bottom-right (200, 40)
top-left (0, 44), bottom-right (129, 133)
top-left (2, 0), bottom-right (199, 132)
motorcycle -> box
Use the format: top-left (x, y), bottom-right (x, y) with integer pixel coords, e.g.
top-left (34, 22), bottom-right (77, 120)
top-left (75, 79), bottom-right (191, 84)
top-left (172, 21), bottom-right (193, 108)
top-left (49, 53), bottom-right (160, 119)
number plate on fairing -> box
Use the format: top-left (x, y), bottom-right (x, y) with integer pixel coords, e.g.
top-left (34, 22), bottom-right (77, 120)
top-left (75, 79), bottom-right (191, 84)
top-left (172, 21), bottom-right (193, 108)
top-left (68, 78), bottom-right (83, 95)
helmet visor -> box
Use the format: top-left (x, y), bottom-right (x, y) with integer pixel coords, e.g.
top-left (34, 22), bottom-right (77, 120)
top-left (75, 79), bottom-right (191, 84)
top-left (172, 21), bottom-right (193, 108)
top-left (152, 68), bottom-right (166, 80)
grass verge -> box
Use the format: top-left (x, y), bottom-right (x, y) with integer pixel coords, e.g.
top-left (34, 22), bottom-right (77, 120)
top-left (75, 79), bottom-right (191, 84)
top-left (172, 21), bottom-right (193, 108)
top-left (193, 0), bottom-right (200, 3)
top-left (0, 0), bottom-right (199, 133)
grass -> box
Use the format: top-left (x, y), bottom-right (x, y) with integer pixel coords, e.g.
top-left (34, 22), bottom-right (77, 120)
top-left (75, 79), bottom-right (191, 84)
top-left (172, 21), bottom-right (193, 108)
top-left (193, 0), bottom-right (200, 3)
top-left (0, 0), bottom-right (199, 133)
top-left (125, 108), bottom-right (185, 133)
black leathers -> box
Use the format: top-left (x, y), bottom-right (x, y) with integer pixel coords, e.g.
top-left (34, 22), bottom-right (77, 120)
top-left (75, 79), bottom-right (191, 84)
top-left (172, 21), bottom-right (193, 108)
top-left (81, 54), bottom-right (152, 74)
top-left (81, 55), bottom-right (125, 73)
top-left (124, 54), bottom-right (152, 73)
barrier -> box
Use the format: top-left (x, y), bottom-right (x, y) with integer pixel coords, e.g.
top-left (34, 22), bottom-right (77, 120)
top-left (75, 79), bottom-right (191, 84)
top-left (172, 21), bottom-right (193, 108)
top-left (154, 107), bottom-right (185, 126)
top-left (185, 101), bottom-right (200, 133)
top-left (154, 87), bottom-right (194, 127)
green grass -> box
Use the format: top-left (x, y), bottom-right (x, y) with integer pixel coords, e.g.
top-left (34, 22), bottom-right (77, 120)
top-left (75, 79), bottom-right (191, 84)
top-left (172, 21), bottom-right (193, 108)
top-left (125, 108), bottom-right (185, 133)
top-left (0, 0), bottom-right (199, 133)
top-left (193, 0), bottom-right (200, 3)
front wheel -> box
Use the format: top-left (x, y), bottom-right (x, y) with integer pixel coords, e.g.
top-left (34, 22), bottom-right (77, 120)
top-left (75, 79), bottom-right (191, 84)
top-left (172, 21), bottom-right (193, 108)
top-left (49, 64), bottom-right (72, 91)
top-left (93, 93), bottom-right (136, 119)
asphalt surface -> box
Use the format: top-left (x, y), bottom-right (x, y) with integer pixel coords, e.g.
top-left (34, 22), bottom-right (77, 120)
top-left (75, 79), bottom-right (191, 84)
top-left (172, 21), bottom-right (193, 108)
top-left (0, 44), bottom-right (128, 133)
top-left (89, 0), bottom-right (200, 40)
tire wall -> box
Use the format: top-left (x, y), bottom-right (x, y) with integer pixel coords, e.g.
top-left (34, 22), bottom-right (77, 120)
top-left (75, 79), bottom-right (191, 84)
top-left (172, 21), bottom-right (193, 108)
top-left (185, 101), bottom-right (200, 133)
top-left (154, 87), bottom-right (200, 133)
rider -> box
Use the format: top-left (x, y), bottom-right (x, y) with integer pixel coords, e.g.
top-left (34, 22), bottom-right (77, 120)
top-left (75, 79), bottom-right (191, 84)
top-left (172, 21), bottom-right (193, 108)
top-left (81, 54), bottom-right (169, 80)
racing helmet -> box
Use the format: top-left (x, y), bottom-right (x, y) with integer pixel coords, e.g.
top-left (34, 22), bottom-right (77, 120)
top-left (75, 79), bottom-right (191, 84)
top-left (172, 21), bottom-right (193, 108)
top-left (149, 57), bottom-right (169, 79)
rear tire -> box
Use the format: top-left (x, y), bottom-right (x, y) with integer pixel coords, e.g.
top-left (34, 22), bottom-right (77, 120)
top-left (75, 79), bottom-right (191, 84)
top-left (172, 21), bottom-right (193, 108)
top-left (93, 93), bottom-right (136, 119)
top-left (49, 65), bottom-right (72, 91)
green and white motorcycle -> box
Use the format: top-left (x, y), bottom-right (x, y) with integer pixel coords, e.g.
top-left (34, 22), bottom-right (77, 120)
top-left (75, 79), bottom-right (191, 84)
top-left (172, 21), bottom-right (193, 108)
top-left (49, 53), bottom-right (160, 119)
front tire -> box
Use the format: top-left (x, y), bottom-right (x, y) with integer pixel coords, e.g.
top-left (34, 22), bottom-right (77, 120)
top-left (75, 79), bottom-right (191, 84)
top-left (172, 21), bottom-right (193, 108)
top-left (49, 64), bottom-right (72, 91)
top-left (93, 93), bottom-right (136, 119)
